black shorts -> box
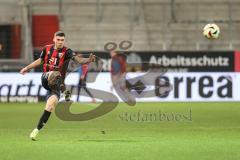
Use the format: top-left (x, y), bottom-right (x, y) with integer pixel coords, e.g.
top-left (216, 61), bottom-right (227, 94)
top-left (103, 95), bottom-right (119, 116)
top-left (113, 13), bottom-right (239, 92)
top-left (41, 73), bottom-right (60, 100)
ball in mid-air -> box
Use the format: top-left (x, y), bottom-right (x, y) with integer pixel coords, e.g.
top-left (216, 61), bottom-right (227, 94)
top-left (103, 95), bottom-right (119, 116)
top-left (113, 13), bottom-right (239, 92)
top-left (203, 23), bottom-right (220, 39)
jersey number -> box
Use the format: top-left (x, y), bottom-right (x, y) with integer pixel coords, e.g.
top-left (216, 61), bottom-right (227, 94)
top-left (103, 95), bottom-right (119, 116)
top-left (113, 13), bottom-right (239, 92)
top-left (49, 58), bottom-right (57, 66)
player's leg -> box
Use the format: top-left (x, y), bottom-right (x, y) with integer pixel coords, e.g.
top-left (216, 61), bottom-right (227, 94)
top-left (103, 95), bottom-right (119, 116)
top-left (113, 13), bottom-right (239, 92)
top-left (77, 79), bottom-right (82, 102)
top-left (83, 87), bottom-right (96, 103)
top-left (30, 94), bottom-right (58, 140)
top-left (38, 94), bottom-right (58, 127)
top-left (46, 71), bottom-right (70, 101)
top-left (81, 76), bottom-right (96, 103)
top-left (30, 72), bottom-right (60, 140)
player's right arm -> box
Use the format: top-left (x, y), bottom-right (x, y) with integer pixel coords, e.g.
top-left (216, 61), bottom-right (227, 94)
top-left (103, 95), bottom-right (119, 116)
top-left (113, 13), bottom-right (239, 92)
top-left (20, 47), bottom-right (46, 75)
top-left (20, 58), bottom-right (43, 75)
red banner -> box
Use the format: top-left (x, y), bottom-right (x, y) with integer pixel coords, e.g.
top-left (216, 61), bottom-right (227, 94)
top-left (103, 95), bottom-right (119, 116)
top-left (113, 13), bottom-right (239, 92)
top-left (235, 51), bottom-right (240, 72)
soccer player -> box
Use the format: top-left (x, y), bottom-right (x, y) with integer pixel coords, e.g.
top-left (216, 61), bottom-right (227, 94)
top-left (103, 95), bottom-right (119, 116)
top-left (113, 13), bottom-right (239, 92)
top-left (76, 60), bottom-right (96, 103)
top-left (20, 31), bottom-right (95, 140)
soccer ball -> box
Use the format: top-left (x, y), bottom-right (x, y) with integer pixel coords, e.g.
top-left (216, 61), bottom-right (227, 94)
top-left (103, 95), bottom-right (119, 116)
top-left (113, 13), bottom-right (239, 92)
top-left (203, 23), bottom-right (220, 39)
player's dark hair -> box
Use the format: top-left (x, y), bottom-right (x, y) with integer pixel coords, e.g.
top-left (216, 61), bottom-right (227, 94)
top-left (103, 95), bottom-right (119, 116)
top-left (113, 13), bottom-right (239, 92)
top-left (54, 31), bottom-right (65, 37)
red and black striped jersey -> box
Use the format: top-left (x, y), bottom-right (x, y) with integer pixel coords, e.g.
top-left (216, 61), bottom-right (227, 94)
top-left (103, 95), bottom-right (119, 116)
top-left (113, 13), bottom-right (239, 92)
top-left (40, 44), bottom-right (76, 78)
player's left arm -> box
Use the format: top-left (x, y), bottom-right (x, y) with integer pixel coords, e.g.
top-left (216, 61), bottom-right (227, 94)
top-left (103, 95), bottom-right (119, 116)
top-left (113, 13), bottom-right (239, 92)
top-left (66, 49), bottom-right (96, 64)
top-left (73, 53), bottom-right (96, 64)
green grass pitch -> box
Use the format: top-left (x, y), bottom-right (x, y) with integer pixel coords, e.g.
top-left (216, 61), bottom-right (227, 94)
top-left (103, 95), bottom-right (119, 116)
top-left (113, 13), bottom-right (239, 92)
top-left (0, 102), bottom-right (240, 160)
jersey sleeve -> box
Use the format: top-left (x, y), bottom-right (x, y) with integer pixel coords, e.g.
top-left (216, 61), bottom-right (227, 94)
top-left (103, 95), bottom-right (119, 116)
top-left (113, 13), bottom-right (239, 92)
top-left (65, 49), bottom-right (76, 60)
top-left (39, 47), bottom-right (46, 59)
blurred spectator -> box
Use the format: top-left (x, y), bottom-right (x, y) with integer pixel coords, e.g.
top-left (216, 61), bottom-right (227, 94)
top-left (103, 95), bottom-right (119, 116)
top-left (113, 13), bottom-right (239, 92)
top-left (110, 51), bottom-right (127, 90)
top-left (76, 54), bottom-right (96, 103)
top-left (110, 50), bottom-right (135, 105)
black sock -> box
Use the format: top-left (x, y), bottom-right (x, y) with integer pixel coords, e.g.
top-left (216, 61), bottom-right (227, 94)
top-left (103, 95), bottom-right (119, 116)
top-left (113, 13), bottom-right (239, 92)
top-left (37, 110), bottom-right (51, 130)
